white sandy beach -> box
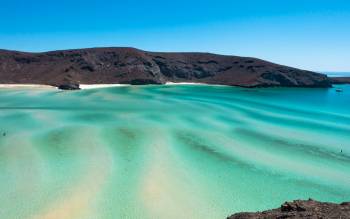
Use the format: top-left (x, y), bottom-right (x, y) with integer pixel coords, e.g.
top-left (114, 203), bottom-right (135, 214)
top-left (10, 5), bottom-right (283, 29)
top-left (0, 82), bottom-right (217, 90)
top-left (79, 84), bottom-right (130, 89)
top-left (165, 82), bottom-right (227, 87)
top-left (0, 84), bottom-right (56, 89)
top-left (165, 82), bottom-right (207, 85)
top-left (81, 83), bottom-right (209, 88)
top-left (0, 84), bottom-right (128, 90)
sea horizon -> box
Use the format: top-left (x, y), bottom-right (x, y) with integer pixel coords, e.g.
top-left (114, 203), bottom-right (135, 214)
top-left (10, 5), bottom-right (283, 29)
top-left (324, 72), bottom-right (350, 77)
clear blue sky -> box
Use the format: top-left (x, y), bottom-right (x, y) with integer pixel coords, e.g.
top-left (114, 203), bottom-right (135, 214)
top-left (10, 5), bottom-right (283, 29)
top-left (1, 0), bottom-right (349, 71)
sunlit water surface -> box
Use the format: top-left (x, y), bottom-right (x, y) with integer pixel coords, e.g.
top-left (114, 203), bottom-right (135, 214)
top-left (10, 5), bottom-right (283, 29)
top-left (0, 85), bottom-right (349, 219)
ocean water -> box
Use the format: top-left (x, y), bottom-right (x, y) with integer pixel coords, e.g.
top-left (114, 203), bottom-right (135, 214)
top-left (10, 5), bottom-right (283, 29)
top-left (0, 85), bottom-right (349, 219)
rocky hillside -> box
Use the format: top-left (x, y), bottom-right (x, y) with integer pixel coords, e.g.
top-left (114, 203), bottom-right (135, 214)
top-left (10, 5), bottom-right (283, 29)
top-left (228, 199), bottom-right (350, 219)
top-left (0, 47), bottom-right (331, 88)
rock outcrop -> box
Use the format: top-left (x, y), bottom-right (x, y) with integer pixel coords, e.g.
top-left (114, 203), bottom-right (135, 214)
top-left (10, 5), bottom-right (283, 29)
top-left (330, 77), bottom-right (350, 84)
top-left (0, 47), bottom-right (331, 88)
top-left (58, 83), bottom-right (80, 90)
top-left (227, 199), bottom-right (350, 219)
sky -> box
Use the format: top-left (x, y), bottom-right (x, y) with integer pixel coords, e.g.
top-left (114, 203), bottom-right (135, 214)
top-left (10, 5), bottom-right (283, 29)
top-left (0, 0), bottom-right (350, 71)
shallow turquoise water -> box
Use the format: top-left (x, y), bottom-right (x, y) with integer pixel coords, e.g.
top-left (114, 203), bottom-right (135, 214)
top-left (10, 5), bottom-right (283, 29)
top-left (0, 85), bottom-right (349, 219)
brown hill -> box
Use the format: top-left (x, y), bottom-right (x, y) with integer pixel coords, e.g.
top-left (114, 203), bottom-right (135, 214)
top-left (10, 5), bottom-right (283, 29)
top-left (0, 47), bottom-right (331, 88)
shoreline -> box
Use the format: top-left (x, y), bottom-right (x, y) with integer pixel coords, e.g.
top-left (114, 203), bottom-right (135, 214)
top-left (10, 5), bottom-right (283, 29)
top-left (81, 82), bottom-right (213, 89)
top-left (79, 84), bottom-right (130, 89)
top-left (0, 82), bottom-right (212, 90)
top-left (165, 82), bottom-right (208, 85)
top-left (0, 84), bottom-right (56, 89)
top-left (0, 82), bottom-right (347, 90)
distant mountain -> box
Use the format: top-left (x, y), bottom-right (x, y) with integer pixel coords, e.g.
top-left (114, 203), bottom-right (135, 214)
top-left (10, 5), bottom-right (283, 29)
top-left (324, 72), bottom-right (350, 77)
top-left (329, 77), bottom-right (350, 84)
top-left (0, 47), bottom-right (331, 88)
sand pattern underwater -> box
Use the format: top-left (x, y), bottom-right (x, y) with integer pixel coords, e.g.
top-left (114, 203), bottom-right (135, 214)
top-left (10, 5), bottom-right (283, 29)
top-left (0, 84), bottom-right (349, 219)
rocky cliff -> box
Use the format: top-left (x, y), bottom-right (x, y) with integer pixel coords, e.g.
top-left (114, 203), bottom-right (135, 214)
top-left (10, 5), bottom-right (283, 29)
top-left (0, 47), bottom-right (331, 88)
top-left (228, 199), bottom-right (350, 219)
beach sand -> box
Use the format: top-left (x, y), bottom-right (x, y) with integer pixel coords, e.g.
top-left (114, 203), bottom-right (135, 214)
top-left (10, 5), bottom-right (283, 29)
top-left (165, 82), bottom-right (207, 85)
top-left (0, 83), bottom-right (216, 90)
top-left (79, 84), bottom-right (130, 89)
top-left (0, 84), bottom-right (56, 89)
